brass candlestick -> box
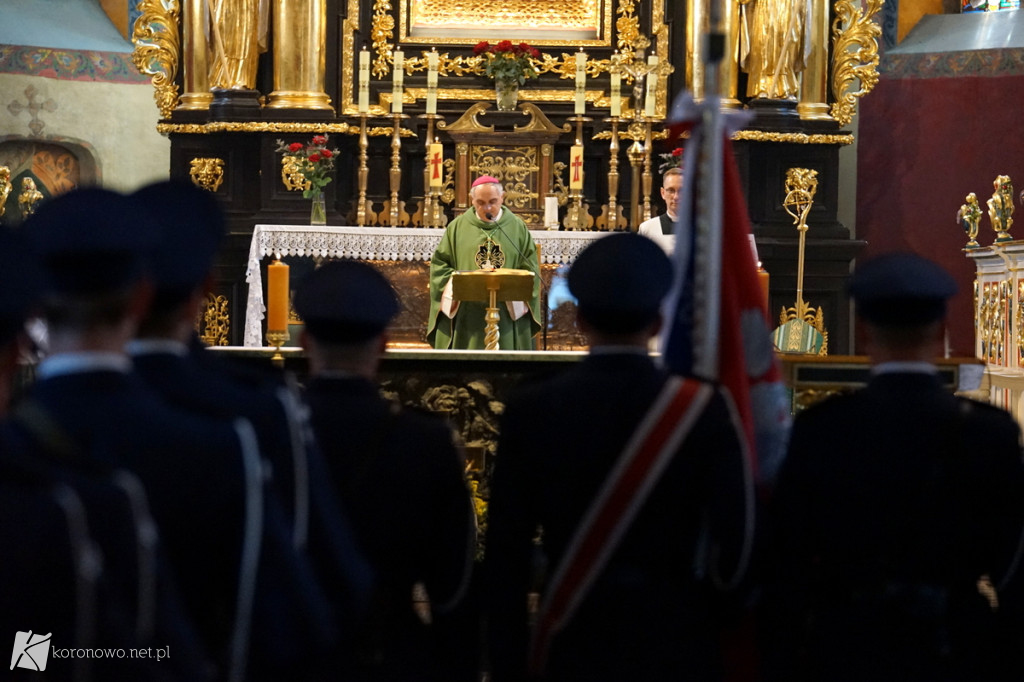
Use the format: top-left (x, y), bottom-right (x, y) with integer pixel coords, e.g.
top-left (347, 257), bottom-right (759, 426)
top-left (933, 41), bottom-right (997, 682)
top-left (419, 113), bottom-right (444, 228)
top-left (601, 116), bottom-right (624, 231)
top-left (388, 112), bottom-right (408, 227)
top-left (627, 120), bottom-right (645, 231)
top-left (356, 113), bottom-right (370, 226)
top-left (265, 329), bottom-right (288, 368)
top-left (641, 117), bottom-right (655, 222)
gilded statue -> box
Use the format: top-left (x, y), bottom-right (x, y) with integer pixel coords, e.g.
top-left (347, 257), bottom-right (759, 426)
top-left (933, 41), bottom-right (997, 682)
top-left (18, 177), bottom-right (43, 219)
top-left (988, 174), bottom-right (1014, 243)
top-left (0, 166), bottom-right (11, 218)
top-left (740, 0), bottom-right (811, 100)
top-left (958, 192), bottom-right (982, 249)
top-left (206, 0), bottom-right (269, 90)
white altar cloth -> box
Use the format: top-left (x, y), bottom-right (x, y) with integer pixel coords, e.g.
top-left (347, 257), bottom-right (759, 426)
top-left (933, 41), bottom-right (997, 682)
top-left (244, 224), bottom-right (610, 346)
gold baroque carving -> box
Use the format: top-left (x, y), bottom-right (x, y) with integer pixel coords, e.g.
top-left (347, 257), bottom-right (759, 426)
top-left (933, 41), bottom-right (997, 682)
top-left (157, 122), bottom-right (352, 134)
top-left (200, 294), bottom-right (230, 346)
top-left (131, 0), bottom-right (181, 119)
top-left (471, 146), bottom-right (539, 210)
top-left (830, 0), bottom-right (883, 127)
top-left (280, 155), bottom-right (310, 192)
top-left (733, 131), bottom-right (855, 145)
top-left (592, 129), bottom-right (669, 142)
top-left (189, 157), bottom-right (225, 192)
top-left (372, 0), bottom-right (396, 78)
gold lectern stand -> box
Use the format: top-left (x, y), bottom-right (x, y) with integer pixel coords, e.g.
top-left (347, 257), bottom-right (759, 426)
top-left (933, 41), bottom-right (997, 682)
top-left (451, 269), bottom-right (535, 351)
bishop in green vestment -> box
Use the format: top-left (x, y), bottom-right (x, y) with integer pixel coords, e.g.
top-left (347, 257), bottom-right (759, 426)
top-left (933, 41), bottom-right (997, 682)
top-left (427, 177), bottom-right (542, 349)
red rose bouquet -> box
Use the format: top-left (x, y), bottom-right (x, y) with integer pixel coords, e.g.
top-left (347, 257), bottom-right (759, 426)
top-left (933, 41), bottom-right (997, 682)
top-left (274, 134), bottom-right (339, 199)
top-left (473, 40), bottom-right (540, 85)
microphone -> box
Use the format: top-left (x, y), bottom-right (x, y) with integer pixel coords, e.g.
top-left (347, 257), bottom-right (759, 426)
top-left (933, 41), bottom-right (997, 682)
top-left (484, 211), bottom-right (494, 221)
top-left (493, 219), bottom-right (535, 273)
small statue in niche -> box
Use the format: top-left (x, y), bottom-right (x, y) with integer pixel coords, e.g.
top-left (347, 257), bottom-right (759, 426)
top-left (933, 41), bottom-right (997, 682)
top-left (18, 177), bottom-right (43, 219)
top-left (0, 166), bottom-right (11, 218)
top-left (988, 174), bottom-right (1014, 243)
top-left (958, 192), bottom-right (982, 249)
top-left (740, 0), bottom-right (811, 100)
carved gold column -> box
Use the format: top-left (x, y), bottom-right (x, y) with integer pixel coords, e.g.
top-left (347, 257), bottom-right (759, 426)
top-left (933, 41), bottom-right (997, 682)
top-left (798, 0), bottom-right (832, 120)
top-left (265, 0), bottom-right (333, 111)
top-left (687, 0), bottom-right (707, 100)
top-left (179, 0), bottom-right (211, 110)
top-left (688, 0), bottom-right (741, 108)
top-left (720, 0), bottom-right (742, 108)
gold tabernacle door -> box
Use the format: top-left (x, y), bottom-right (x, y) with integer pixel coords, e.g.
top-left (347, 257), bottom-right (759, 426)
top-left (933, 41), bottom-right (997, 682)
top-left (452, 268), bottom-right (535, 350)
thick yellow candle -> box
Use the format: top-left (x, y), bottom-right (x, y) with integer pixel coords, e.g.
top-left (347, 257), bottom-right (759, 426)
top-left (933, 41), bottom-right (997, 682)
top-left (267, 259), bottom-right (290, 332)
top-left (569, 144), bottom-right (584, 190)
top-left (645, 55), bottom-right (658, 117)
top-left (426, 50), bottom-right (438, 115)
top-left (757, 263), bottom-right (770, 316)
top-left (428, 142), bottom-right (444, 187)
top-left (574, 50), bottom-right (587, 115)
top-left (392, 49), bottom-right (404, 113)
top-left (358, 47), bottom-right (370, 113)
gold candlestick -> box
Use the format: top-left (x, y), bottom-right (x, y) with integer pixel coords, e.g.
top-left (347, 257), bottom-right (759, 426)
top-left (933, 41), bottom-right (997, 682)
top-left (265, 329), bottom-right (288, 368)
top-left (356, 113), bottom-right (370, 226)
top-left (641, 117), bottom-right (655, 222)
top-left (601, 116), bottom-right (623, 231)
top-left (565, 115), bottom-right (591, 231)
top-left (388, 112), bottom-right (408, 227)
top-left (627, 120), bottom-right (645, 231)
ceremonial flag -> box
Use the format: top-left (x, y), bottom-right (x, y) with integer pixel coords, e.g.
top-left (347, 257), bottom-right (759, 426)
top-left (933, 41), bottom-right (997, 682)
top-left (659, 91), bottom-right (791, 490)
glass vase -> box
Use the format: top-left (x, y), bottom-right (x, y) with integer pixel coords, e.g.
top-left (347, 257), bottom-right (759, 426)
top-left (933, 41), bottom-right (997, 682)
top-left (495, 79), bottom-right (519, 111)
top-left (310, 191), bottom-right (327, 225)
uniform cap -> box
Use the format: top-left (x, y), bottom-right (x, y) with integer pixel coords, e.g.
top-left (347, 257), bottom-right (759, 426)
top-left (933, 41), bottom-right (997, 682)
top-left (25, 187), bottom-right (157, 295)
top-left (568, 232), bottom-right (673, 333)
top-left (132, 180), bottom-right (225, 304)
top-left (849, 252), bottom-right (958, 326)
top-left (294, 260), bottom-right (400, 343)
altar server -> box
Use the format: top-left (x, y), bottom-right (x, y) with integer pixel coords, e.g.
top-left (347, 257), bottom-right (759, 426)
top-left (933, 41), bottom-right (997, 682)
top-left (296, 259), bottom-right (477, 681)
top-left (427, 175), bottom-right (541, 349)
top-left (485, 233), bottom-right (752, 681)
top-left (765, 252), bottom-right (1024, 681)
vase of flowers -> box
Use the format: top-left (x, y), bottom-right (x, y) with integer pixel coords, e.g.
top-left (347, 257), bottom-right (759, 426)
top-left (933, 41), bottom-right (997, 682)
top-left (474, 40), bottom-right (540, 111)
top-left (275, 134), bottom-right (339, 225)
top-left (658, 146), bottom-right (684, 175)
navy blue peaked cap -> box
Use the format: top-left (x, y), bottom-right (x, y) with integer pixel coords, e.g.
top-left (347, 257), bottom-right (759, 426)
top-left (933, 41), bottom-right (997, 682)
top-left (568, 232), bottom-right (673, 333)
top-left (849, 252), bottom-right (958, 325)
top-left (294, 260), bottom-right (400, 343)
top-left (0, 225), bottom-right (41, 346)
top-left (132, 180), bottom-right (225, 300)
top-left (25, 187), bottom-right (157, 295)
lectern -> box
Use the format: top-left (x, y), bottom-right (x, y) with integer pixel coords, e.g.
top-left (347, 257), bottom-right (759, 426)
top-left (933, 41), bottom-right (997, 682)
top-left (451, 269), bottom-right (535, 350)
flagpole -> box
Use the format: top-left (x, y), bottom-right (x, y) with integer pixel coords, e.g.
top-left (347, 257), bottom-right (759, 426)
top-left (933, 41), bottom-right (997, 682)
top-left (693, 4), bottom-right (726, 381)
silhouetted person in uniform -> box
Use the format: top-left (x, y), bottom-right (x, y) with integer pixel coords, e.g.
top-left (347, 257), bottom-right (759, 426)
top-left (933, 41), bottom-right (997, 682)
top-left (765, 252), bottom-right (1024, 681)
top-left (295, 259), bottom-right (477, 682)
top-left (485, 233), bottom-right (754, 682)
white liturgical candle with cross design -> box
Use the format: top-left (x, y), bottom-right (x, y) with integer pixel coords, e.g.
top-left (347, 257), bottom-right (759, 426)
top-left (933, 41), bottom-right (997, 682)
top-left (392, 49), bottom-right (404, 113)
top-left (569, 144), bottom-right (584, 190)
top-left (426, 50), bottom-right (438, 115)
top-left (358, 47), bottom-right (370, 113)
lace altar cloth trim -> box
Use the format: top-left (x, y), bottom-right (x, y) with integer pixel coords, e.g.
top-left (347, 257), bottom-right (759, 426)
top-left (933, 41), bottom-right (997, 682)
top-left (244, 225), bottom-right (609, 346)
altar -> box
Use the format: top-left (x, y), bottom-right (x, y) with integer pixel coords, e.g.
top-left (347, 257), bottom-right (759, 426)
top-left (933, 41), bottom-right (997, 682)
top-left (244, 224), bottom-right (610, 349)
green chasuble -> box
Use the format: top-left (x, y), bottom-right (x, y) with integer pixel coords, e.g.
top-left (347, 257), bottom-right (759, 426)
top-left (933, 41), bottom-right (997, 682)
top-left (427, 208), bottom-right (542, 349)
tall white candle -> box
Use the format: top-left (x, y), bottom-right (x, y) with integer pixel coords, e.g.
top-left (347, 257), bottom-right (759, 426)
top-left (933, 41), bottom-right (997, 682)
top-left (610, 62), bottom-right (621, 118)
top-left (575, 50), bottom-right (587, 115)
top-left (645, 54), bottom-right (658, 117)
top-left (426, 50), bottom-right (438, 115)
top-left (392, 49), bottom-right (404, 114)
top-left (358, 46), bottom-right (370, 114)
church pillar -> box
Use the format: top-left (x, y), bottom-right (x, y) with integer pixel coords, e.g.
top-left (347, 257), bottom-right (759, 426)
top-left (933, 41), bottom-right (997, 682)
top-left (178, 0), bottom-right (212, 112)
top-left (798, 0), bottom-right (834, 121)
top-left (265, 0), bottom-right (334, 115)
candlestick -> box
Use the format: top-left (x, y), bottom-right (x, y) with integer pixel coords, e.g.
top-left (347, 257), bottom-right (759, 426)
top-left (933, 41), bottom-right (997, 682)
top-left (426, 49), bottom-right (438, 115)
top-left (392, 49), bottom-right (404, 114)
top-left (645, 54), bottom-right (658, 118)
top-left (356, 114), bottom-right (369, 226)
top-left (358, 46), bottom-right (370, 114)
top-left (266, 258), bottom-right (289, 333)
top-left (601, 116), bottom-right (623, 231)
top-left (388, 112), bottom-right (406, 226)
top-left (575, 49), bottom-right (587, 115)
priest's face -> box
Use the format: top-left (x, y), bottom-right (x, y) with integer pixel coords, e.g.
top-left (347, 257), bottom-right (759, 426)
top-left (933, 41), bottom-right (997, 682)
top-left (661, 171), bottom-right (682, 220)
top-left (471, 183), bottom-right (504, 222)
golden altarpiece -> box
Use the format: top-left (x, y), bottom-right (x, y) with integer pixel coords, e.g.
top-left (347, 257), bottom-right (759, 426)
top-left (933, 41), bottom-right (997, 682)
top-left (132, 0), bottom-right (884, 356)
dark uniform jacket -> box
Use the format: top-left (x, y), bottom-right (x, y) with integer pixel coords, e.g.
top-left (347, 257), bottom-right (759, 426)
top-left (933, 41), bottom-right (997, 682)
top-left (484, 352), bottom-right (753, 682)
top-left (303, 373), bottom-right (476, 682)
top-left (766, 370), bottom-right (1024, 682)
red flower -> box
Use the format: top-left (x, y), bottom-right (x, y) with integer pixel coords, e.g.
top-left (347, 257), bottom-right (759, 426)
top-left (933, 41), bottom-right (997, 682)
top-left (672, 147), bottom-right (684, 157)
top-left (320, 149), bottom-right (333, 159)
top-left (312, 135), bottom-right (327, 145)
top-left (288, 142), bottom-right (304, 152)
top-left (495, 40), bottom-right (514, 53)
top-left (308, 153), bottom-right (321, 163)
top-left (518, 42), bottom-right (531, 54)
top-left (473, 41), bottom-right (490, 55)
top-left (530, 47), bottom-right (541, 59)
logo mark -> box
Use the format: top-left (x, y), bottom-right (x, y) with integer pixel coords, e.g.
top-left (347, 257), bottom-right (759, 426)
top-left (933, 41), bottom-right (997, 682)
top-left (11, 631), bottom-right (51, 671)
